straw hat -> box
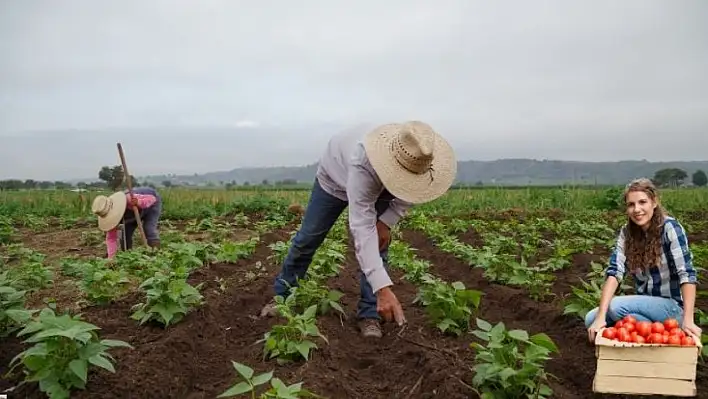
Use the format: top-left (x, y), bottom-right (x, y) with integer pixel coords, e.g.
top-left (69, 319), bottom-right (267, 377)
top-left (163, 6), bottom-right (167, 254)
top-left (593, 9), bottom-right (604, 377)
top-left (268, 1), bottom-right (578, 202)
top-left (364, 121), bottom-right (456, 204)
top-left (91, 191), bottom-right (127, 231)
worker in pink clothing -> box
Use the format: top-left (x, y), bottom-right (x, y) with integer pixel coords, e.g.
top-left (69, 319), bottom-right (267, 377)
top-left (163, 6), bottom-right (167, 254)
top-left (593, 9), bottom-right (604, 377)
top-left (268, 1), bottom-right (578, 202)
top-left (91, 187), bottom-right (162, 258)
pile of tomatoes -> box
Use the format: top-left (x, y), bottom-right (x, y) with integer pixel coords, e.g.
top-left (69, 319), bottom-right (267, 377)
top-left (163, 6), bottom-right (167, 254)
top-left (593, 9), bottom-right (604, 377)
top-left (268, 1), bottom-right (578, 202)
top-left (601, 316), bottom-right (695, 346)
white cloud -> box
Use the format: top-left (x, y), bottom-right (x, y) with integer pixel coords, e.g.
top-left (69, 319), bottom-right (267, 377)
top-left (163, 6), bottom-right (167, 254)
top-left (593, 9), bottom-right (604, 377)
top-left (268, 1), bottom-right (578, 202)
top-left (234, 120), bottom-right (260, 128)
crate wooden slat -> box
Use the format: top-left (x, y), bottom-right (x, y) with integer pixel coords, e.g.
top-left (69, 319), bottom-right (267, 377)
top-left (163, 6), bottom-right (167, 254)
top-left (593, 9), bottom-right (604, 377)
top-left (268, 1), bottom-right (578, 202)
top-left (592, 327), bottom-right (702, 397)
top-left (593, 376), bottom-right (696, 397)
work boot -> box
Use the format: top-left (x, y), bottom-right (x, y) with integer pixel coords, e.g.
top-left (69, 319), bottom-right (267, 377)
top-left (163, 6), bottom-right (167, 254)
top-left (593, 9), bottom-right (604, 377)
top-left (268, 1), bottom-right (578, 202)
top-left (260, 299), bottom-right (278, 317)
top-left (358, 318), bottom-right (382, 338)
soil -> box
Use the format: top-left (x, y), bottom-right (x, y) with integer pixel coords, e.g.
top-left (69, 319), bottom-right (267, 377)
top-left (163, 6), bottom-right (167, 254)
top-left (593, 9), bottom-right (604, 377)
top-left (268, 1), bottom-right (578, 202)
top-left (1, 215), bottom-right (706, 399)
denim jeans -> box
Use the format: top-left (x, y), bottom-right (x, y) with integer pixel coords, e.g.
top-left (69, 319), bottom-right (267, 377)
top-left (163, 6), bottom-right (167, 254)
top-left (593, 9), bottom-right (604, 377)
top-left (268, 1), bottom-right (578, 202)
top-left (120, 188), bottom-right (162, 250)
top-left (584, 294), bottom-right (685, 328)
top-left (273, 178), bottom-right (393, 320)
top-left (121, 207), bottom-right (161, 250)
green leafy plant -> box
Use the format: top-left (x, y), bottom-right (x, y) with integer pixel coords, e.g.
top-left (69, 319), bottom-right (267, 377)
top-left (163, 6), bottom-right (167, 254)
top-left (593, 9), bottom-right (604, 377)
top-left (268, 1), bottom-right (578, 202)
top-left (130, 270), bottom-right (204, 327)
top-left (0, 270), bottom-right (37, 337)
top-left (7, 305), bottom-right (132, 399)
top-left (289, 278), bottom-right (345, 318)
top-left (217, 360), bottom-right (319, 398)
top-left (259, 295), bottom-right (328, 364)
top-left (78, 262), bottom-right (132, 305)
top-left (413, 278), bottom-right (483, 336)
top-left (469, 318), bottom-right (559, 399)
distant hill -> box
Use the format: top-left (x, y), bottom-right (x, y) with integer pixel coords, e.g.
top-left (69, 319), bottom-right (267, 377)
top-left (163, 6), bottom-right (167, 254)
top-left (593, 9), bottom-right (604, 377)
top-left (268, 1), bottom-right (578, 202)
top-left (139, 159), bottom-right (708, 186)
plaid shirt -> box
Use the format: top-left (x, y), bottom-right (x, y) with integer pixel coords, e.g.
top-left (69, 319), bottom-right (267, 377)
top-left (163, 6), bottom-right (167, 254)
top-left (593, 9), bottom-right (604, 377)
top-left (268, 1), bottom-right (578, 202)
top-left (606, 216), bottom-right (698, 307)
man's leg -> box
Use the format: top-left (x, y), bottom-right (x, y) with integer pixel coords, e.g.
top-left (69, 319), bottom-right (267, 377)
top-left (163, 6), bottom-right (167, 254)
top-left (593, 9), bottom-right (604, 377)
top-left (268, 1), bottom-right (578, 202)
top-left (261, 179), bottom-right (347, 317)
top-left (606, 295), bottom-right (684, 325)
top-left (357, 194), bottom-right (394, 338)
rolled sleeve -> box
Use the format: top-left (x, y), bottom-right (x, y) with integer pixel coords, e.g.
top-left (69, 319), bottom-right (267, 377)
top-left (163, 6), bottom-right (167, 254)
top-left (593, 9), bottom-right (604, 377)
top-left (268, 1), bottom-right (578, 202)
top-left (606, 226), bottom-right (627, 282)
top-left (346, 161), bottom-right (393, 294)
top-left (378, 198), bottom-right (413, 228)
top-left (665, 220), bottom-right (698, 285)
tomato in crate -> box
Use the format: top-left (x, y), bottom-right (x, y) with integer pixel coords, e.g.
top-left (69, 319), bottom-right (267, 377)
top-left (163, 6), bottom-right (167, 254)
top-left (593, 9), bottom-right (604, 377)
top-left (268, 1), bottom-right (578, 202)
top-left (593, 316), bottom-right (702, 397)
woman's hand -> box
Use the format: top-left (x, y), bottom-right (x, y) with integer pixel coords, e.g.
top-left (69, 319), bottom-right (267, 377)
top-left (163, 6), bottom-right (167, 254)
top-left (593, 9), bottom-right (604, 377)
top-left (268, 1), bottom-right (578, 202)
top-left (682, 318), bottom-right (703, 339)
top-left (128, 195), bottom-right (139, 209)
top-left (587, 318), bottom-right (607, 343)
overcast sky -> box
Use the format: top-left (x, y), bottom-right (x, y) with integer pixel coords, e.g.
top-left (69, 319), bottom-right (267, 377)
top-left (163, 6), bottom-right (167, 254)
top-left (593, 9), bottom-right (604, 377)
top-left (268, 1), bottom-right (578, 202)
top-left (1, 0), bottom-right (707, 180)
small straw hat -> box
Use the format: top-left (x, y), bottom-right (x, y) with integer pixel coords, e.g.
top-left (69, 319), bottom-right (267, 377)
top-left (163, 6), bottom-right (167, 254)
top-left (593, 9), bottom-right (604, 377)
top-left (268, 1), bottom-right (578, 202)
top-left (363, 121), bottom-right (457, 204)
top-left (91, 191), bottom-right (127, 231)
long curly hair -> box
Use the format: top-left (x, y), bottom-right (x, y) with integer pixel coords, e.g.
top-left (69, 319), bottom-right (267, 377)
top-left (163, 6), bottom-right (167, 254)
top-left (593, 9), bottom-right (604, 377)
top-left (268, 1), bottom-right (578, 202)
top-left (623, 178), bottom-right (667, 270)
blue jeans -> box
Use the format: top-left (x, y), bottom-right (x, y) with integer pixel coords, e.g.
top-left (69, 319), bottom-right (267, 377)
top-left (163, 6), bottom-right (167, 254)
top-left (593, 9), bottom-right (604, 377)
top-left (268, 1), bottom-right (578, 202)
top-left (584, 294), bottom-right (684, 328)
top-left (273, 178), bottom-right (393, 320)
top-left (121, 200), bottom-right (162, 250)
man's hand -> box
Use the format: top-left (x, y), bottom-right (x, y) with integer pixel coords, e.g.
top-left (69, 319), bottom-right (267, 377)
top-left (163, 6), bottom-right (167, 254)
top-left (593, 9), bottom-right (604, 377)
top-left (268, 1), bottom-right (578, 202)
top-left (376, 286), bottom-right (406, 326)
top-left (376, 220), bottom-right (391, 251)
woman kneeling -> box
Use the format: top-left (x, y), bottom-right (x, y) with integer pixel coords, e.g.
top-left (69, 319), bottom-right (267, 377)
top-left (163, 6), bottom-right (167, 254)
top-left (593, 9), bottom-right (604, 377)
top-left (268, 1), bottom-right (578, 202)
top-left (585, 178), bottom-right (701, 343)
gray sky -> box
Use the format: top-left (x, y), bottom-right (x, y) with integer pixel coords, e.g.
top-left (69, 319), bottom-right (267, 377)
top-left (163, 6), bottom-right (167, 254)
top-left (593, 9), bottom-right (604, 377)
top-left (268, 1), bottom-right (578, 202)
top-left (1, 0), bottom-right (707, 180)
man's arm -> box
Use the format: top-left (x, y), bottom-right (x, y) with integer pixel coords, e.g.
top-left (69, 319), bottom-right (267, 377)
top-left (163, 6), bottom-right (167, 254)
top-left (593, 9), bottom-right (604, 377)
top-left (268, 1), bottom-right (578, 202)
top-left (378, 198), bottom-right (413, 228)
top-left (346, 162), bottom-right (393, 294)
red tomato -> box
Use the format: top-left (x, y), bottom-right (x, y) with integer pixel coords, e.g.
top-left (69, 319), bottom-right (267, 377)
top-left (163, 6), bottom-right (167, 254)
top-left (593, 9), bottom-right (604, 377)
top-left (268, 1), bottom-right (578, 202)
top-left (667, 335), bottom-right (682, 346)
top-left (623, 315), bottom-right (637, 324)
top-left (617, 328), bottom-right (632, 342)
top-left (651, 322), bottom-right (665, 334)
top-left (634, 335), bottom-right (646, 344)
top-left (669, 328), bottom-right (685, 338)
top-left (648, 333), bottom-right (664, 344)
top-left (624, 323), bottom-right (636, 333)
top-left (635, 321), bottom-right (652, 337)
top-left (602, 328), bottom-right (617, 340)
top-left (664, 318), bottom-right (679, 330)
top-left (615, 320), bottom-right (624, 329)
top-left (681, 336), bottom-right (695, 346)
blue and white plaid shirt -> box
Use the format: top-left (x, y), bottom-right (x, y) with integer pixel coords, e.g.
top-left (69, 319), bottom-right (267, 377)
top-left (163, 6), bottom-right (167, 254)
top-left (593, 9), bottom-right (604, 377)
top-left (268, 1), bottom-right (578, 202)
top-left (606, 216), bottom-right (698, 307)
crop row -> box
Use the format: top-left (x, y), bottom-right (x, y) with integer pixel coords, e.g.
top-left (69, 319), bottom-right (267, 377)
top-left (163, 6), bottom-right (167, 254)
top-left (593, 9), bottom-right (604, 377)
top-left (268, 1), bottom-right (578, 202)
top-left (0, 209), bottom-right (296, 398)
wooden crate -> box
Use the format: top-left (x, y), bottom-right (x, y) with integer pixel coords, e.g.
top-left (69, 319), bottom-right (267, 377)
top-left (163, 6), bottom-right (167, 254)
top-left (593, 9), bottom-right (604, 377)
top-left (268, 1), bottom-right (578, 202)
top-left (593, 328), bottom-right (702, 396)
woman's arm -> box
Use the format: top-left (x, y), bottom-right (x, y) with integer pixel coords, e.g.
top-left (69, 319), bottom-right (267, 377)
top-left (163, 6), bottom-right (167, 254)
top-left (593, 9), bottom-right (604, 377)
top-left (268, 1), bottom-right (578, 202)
top-left (128, 193), bottom-right (157, 209)
top-left (665, 219), bottom-right (700, 336)
top-left (106, 228), bottom-right (119, 259)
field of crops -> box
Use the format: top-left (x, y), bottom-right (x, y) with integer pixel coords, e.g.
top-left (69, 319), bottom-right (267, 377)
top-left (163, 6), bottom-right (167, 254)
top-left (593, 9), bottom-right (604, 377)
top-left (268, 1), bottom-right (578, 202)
top-left (1, 186), bottom-right (707, 398)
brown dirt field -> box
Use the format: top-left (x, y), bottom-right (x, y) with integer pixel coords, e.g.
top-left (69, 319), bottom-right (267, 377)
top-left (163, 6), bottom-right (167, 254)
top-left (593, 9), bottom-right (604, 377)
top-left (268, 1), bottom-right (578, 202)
top-left (1, 216), bottom-right (706, 398)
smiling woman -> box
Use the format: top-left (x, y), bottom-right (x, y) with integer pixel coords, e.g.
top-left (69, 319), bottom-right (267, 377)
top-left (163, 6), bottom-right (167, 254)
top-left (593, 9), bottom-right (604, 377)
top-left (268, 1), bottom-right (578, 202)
top-left (584, 177), bottom-right (702, 342)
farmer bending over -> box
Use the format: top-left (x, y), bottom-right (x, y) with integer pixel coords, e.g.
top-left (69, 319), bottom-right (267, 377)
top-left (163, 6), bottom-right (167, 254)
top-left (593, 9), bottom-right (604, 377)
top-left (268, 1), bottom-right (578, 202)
top-left (586, 178), bottom-right (701, 342)
top-left (260, 121), bottom-right (457, 338)
top-left (91, 187), bottom-right (162, 259)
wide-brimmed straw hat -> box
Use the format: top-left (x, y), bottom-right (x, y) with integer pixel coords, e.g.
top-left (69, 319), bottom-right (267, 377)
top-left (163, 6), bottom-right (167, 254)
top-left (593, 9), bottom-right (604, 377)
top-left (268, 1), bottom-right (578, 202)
top-left (364, 121), bottom-right (456, 204)
top-left (91, 191), bottom-right (127, 231)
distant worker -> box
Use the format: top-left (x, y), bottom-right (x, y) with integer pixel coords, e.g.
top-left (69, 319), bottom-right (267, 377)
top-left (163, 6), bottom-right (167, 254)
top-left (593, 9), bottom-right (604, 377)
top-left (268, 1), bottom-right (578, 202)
top-left (260, 121), bottom-right (457, 338)
top-left (91, 187), bottom-right (162, 258)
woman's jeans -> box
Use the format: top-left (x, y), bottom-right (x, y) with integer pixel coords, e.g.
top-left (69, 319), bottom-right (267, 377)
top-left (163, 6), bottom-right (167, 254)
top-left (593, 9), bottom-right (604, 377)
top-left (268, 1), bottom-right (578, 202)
top-left (584, 294), bottom-right (684, 328)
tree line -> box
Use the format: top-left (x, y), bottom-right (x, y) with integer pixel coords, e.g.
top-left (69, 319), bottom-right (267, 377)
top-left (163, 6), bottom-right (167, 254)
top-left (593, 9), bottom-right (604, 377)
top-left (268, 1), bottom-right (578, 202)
top-left (1, 166), bottom-right (706, 191)
top-left (0, 165), bottom-right (145, 191)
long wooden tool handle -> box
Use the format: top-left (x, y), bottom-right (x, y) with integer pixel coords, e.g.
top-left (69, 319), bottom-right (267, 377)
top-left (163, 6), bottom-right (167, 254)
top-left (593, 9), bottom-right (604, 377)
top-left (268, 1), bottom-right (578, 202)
top-left (117, 143), bottom-right (149, 247)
